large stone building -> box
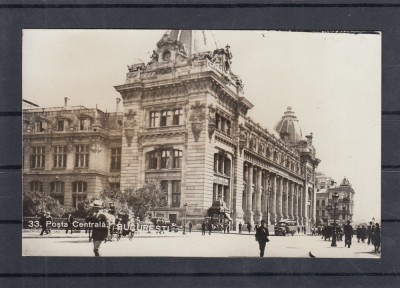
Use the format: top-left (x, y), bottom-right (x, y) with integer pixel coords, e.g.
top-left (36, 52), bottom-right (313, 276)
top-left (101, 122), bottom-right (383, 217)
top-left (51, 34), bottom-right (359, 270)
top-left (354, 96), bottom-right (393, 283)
top-left (315, 175), bottom-right (355, 225)
top-left (23, 30), bottom-right (321, 229)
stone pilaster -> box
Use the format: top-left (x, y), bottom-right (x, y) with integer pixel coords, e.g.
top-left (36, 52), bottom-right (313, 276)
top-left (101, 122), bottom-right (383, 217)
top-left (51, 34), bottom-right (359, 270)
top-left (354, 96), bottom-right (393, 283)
top-left (254, 167), bottom-right (263, 223)
top-left (245, 163), bottom-right (254, 225)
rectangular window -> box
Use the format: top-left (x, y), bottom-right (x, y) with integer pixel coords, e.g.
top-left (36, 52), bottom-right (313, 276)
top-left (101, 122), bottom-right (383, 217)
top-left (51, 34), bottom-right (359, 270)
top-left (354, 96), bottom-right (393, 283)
top-left (171, 180), bottom-right (181, 208)
top-left (110, 148), bottom-right (122, 171)
top-left (53, 146), bottom-right (67, 168)
top-left (34, 121), bottom-right (45, 133)
top-left (316, 200), bottom-right (320, 206)
top-left (57, 120), bottom-right (64, 131)
top-left (73, 181), bottom-right (87, 193)
top-left (75, 145), bottom-right (89, 168)
top-left (160, 110), bottom-right (170, 127)
top-left (79, 118), bottom-right (90, 131)
top-left (322, 200), bottom-right (326, 206)
top-left (226, 120), bottom-right (231, 135)
top-left (322, 210), bottom-right (325, 217)
top-left (161, 180), bottom-right (168, 204)
top-left (172, 109), bottom-right (182, 125)
top-left (161, 150), bottom-right (170, 169)
top-left (150, 111), bottom-right (159, 127)
top-left (216, 114), bottom-right (221, 130)
top-left (30, 147), bottom-right (45, 168)
top-left (148, 152), bottom-right (158, 169)
top-left (172, 150), bottom-right (182, 169)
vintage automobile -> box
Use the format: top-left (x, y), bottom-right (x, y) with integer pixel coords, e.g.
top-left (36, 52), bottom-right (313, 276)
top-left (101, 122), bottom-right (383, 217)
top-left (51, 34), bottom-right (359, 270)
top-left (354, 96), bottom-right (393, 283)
top-left (274, 220), bottom-right (298, 236)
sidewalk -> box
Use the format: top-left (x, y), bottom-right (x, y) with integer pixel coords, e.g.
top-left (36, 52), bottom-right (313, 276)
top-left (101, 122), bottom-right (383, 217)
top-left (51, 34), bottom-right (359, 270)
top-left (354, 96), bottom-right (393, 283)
top-left (22, 230), bottom-right (189, 239)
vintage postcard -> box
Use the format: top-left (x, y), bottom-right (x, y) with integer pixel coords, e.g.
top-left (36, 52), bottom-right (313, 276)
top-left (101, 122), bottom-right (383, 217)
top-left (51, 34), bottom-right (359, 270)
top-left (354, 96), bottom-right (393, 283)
top-left (22, 30), bottom-right (381, 257)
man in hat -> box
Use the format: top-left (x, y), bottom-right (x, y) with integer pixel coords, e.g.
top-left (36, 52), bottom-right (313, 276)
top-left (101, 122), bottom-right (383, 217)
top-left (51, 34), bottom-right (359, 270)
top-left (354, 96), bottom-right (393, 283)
top-left (343, 220), bottom-right (354, 248)
top-left (90, 200), bottom-right (109, 256)
top-left (45, 212), bottom-right (53, 235)
top-left (39, 211), bottom-right (48, 236)
top-left (255, 220), bottom-right (270, 257)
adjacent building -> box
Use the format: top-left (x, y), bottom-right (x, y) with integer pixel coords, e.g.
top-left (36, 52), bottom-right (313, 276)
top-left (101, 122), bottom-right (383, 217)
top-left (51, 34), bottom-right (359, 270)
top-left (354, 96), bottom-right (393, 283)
top-left (23, 30), bottom-right (322, 229)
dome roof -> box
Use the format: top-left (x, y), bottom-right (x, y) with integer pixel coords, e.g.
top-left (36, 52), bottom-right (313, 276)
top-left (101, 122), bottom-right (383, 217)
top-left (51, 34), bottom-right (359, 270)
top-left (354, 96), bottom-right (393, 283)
top-left (274, 107), bottom-right (303, 144)
top-left (166, 30), bottom-right (219, 55)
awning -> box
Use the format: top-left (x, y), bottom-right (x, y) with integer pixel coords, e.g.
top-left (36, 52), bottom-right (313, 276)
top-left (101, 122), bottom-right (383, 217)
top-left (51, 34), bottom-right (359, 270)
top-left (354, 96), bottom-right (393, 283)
top-left (224, 213), bottom-right (232, 221)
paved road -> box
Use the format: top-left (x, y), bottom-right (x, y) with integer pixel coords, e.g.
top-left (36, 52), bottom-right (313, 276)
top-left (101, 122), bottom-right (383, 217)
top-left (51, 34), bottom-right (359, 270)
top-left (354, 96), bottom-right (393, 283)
top-left (23, 231), bottom-right (380, 258)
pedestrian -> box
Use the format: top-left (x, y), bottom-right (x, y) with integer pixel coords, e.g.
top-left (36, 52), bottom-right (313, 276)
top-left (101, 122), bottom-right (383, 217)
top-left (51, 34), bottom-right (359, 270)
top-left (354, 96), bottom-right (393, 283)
top-left (247, 222), bottom-right (252, 234)
top-left (373, 223), bottom-right (381, 253)
top-left (223, 222), bottom-right (226, 234)
top-left (297, 226), bottom-right (300, 234)
top-left (255, 220), bottom-right (270, 257)
top-left (343, 220), bottom-right (353, 248)
top-left (356, 225), bottom-right (362, 242)
top-left (66, 212), bottom-right (74, 234)
top-left (39, 211), bottom-right (48, 236)
top-left (188, 222), bottom-right (193, 233)
top-left (360, 225), bottom-right (367, 243)
top-left (201, 221), bottom-right (206, 235)
top-left (207, 221), bottom-right (212, 235)
top-left (303, 226), bottom-right (306, 235)
top-left (238, 222), bottom-right (242, 234)
top-left (227, 223), bottom-right (230, 234)
top-left (367, 222), bottom-right (373, 245)
top-left (90, 200), bottom-right (109, 257)
top-left (45, 212), bottom-right (52, 234)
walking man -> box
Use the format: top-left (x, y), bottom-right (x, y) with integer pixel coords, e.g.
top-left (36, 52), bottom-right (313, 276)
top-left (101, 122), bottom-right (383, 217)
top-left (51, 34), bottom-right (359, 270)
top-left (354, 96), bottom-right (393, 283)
top-left (201, 221), bottom-right (206, 235)
top-left (297, 226), bottom-right (300, 234)
top-left (247, 222), bottom-right (252, 234)
top-left (238, 222), bottom-right (242, 234)
top-left (207, 221), bottom-right (213, 235)
top-left (188, 222), bottom-right (193, 233)
top-left (66, 212), bottom-right (74, 234)
top-left (255, 220), bottom-right (270, 257)
top-left (343, 220), bottom-right (353, 248)
top-left (39, 211), bottom-right (48, 236)
top-left (90, 200), bottom-right (109, 257)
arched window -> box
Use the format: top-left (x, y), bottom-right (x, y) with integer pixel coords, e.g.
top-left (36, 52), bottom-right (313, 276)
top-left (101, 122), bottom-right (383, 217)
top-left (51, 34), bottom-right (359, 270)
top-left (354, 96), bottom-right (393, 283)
top-left (51, 181), bottom-right (64, 193)
top-left (29, 181), bottom-right (43, 192)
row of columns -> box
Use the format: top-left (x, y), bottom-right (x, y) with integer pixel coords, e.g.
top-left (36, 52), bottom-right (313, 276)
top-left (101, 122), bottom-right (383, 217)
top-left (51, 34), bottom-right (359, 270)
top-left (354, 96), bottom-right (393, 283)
top-left (243, 162), bottom-right (309, 226)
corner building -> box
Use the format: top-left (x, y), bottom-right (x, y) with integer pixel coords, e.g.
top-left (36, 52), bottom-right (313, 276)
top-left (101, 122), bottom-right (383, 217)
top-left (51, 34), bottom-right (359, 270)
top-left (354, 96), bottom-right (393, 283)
top-left (115, 30), bottom-right (321, 229)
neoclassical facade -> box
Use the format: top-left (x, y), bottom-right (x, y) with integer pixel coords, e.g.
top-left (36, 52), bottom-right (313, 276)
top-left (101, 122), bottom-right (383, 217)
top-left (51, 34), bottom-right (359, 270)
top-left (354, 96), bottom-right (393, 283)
top-left (114, 30), bottom-right (320, 228)
top-left (23, 30), bottom-right (321, 229)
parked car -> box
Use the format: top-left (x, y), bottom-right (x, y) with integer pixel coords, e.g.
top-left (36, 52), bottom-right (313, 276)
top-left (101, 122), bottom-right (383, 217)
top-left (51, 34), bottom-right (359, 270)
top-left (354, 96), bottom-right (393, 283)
top-left (274, 220), bottom-right (298, 236)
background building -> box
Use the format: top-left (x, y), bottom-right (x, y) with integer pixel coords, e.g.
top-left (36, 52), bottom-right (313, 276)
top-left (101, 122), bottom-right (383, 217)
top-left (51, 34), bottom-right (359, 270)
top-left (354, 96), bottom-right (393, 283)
top-left (23, 30), bottom-right (321, 229)
top-left (315, 175), bottom-right (355, 225)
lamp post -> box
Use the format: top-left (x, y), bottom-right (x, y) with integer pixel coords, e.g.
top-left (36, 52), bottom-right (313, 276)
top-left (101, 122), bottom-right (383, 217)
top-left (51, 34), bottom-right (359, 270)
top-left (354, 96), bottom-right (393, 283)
top-left (183, 203), bottom-right (188, 235)
top-left (331, 192), bottom-right (339, 247)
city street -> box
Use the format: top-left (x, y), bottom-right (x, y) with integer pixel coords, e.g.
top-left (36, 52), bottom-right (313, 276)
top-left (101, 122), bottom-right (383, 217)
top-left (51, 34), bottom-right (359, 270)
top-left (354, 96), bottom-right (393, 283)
top-left (22, 231), bottom-right (380, 258)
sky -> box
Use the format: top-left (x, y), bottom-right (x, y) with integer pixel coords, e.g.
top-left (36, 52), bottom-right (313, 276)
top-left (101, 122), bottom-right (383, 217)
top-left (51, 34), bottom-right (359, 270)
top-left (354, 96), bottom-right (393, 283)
top-left (22, 30), bottom-right (381, 222)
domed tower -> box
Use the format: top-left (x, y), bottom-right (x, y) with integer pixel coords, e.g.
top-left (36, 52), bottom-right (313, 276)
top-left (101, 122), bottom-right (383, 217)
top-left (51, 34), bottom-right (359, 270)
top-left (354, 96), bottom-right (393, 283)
top-left (166, 30), bottom-right (219, 55)
top-left (274, 106), bottom-right (303, 144)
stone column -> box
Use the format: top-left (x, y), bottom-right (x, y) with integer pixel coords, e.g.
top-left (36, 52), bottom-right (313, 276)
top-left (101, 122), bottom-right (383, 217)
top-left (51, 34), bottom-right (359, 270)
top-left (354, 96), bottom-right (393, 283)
top-left (303, 186), bottom-right (309, 228)
top-left (245, 163), bottom-right (254, 225)
top-left (298, 185), bottom-right (303, 225)
top-left (276, 176), bottom-right (283, 222)
top-left (288, 181), bottom-right (294, 219)
top-left (254, 167), bottom-right (263, 223)
top-left (243, 163), bottom-right (247, 212)
top-left (270, 173), bottom-right (277, 225)
top-left (293, 184), bottom-right (298, 222)
top-left (282, 179), bottom-right (289, 219)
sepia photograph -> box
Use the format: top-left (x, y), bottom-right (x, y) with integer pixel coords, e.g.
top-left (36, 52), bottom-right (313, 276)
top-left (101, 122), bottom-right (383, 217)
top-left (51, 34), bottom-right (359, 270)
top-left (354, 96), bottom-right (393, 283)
top-left (21, 29), bottom-right (381, 258)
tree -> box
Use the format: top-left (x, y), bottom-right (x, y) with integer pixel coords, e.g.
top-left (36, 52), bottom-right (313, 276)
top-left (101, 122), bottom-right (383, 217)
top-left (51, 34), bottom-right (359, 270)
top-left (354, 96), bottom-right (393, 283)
top-left (100, 180), bottom-right (167, 220)
top-left (124, 179), bottom-right (167, 220)
top-left (23, 191), bottom-right (73, 218)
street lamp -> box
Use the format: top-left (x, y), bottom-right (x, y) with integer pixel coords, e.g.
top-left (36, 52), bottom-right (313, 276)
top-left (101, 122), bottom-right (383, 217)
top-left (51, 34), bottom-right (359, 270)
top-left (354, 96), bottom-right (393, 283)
top-left (183, 203), bottom-right (188, 235)
top-left (331, 192), bottom-right (339, 247)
